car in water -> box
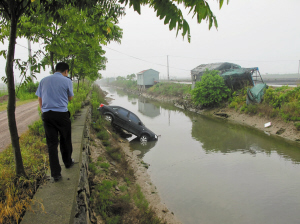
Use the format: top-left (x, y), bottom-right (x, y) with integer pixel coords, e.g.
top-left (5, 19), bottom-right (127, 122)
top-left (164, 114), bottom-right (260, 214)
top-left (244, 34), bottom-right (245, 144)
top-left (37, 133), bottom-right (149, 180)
top-left (97, 104), bottom-right (158, 143)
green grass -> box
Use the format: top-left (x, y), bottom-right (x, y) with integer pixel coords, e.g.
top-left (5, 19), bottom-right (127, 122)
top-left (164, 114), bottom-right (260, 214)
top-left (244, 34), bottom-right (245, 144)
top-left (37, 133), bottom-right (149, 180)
top-left (0, 130), bottom-right (48, 224)
top-left (0, 81), bottom-right (92, 223)
top-left (228, 85), bottom-right (300, 129)
top-left (147, 82), bottom-right (191, 97)
top-left (0, 90), bottom-right (7, 98)
top-left (0, 99), bottom-right (38, 112)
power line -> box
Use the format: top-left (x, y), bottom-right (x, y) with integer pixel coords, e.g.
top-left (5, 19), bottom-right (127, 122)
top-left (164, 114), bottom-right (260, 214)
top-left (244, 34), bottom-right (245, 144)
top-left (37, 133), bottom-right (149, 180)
top-left (104, 46), bottom-right (190, 72)
top-left (168, 55), bottom-right (298, 63)
top-left (16, 43), bottom-right (29, 49)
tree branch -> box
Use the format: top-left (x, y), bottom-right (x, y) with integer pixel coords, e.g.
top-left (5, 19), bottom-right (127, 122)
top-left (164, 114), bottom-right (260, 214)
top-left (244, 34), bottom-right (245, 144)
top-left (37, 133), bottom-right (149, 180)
top-left (0, 0), bottom-right (11, 18)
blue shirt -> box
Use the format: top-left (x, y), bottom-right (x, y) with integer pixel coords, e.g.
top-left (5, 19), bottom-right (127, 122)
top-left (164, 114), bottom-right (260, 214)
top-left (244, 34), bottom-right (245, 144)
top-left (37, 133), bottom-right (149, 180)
top-left (36, 72), bottom-right (74, 112)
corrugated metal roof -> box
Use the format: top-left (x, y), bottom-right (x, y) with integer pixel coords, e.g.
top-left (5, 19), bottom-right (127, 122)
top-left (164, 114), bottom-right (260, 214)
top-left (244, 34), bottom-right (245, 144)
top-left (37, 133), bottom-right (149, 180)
top-left (137, 69), bottom-right (149, 74)
top-left (137, 69), bottom-right (159, 75)
top-left (191, 62), bottom-right (241, 75)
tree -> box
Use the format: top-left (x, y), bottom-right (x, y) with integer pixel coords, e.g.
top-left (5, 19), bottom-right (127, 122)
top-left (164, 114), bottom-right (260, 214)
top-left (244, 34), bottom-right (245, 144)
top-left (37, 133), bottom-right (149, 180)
top-left (0, 0), bottom-right (227, 177)
top-left (126, 73), bottom-right (136, 80)
top-left (191, 70), bottom-right (231, 107)
top-left (116, 76), bottom-right (126, 81)
top-left (0, 0), bottom-right (96, 177)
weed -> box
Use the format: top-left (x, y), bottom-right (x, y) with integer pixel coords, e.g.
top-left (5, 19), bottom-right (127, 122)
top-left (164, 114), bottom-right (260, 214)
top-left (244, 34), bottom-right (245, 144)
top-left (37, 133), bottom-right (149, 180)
top-left (0, 131), bottom-right (48, 224)
top-left (106, 146), bottom-right (122, 161)
top-left (97, 130), bottom-right (110, 140)
top-left (246, 104), bottom-right (258, 114)
top-left (124, 177), bottom-right (131, 185)
top-left (133, 184), bottom-right (148, 211)
top-left (89, 163), bottom-right (98, 174)
top-left (100, 162), bottom-right (110, 169)
top-left (102, 140), bottom-right (111, 147)
top-left (119, 185), bottom-right (128, 192)
top-left (294, 122), bottom-right (300, 131)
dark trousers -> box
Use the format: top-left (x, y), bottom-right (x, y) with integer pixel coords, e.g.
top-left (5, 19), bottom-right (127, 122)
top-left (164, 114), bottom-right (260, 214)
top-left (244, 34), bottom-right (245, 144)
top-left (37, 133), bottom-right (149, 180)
top-left (42, 111), bottom-right (73, 177)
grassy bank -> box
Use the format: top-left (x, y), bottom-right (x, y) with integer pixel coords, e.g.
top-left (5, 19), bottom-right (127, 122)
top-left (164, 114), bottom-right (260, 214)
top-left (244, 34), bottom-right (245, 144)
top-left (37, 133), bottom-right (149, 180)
top-left (108, 75), bottom-right (300, 131)
top-left (229, 85), bottom-right (300, 130)
top-left (0, 82), bottom-right (91, 224)
top-left (0, 82), bottom-right (39, 112)
top-left (90, 85), bottom-right (166, 224)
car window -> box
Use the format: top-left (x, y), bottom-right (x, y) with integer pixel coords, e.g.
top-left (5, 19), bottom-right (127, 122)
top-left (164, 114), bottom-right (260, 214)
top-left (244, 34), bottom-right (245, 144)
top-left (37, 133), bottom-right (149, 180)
top-left (118, 108), bottom-right (129, 117)
top-left (128, 113), bottom-right (140, 124)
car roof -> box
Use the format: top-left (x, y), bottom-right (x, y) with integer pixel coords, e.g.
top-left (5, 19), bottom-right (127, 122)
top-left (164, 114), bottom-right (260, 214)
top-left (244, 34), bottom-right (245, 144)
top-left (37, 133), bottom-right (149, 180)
top-left (108, 105), bottom-right (140, 117)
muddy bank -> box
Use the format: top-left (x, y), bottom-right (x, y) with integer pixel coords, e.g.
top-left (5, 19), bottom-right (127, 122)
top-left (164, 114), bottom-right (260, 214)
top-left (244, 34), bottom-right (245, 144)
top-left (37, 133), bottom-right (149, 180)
top-left (90, 127), bottom-right (181, 223)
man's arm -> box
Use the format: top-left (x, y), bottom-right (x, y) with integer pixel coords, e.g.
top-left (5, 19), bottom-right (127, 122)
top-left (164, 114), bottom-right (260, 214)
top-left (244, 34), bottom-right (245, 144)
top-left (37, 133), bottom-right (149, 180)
top-left (38, 97), bottom-right (42, 110)
top-left (68, 96), bottom-right (73, 101)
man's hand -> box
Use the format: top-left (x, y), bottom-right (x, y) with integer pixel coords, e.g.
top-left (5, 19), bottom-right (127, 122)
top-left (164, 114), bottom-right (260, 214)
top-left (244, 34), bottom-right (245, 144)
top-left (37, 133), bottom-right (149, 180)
top-left (38, 97), bottom-right (42, 110)
top-left (68, 96), bottom-right (73, 101)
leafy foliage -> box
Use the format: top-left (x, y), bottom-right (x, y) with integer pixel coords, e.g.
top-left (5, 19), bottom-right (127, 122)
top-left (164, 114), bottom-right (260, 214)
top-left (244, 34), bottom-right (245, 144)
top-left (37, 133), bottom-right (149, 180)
top-left (147, 82), bottom-right (190, 97)
top-left (113, 78), bottom-right (138, 91)
top-left (191, 70), bottom-right (231, 107)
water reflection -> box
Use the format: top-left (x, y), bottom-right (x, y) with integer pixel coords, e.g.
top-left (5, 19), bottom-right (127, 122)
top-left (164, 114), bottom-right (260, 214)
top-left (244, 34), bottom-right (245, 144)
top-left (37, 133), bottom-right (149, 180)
top-left (138, 98), bottom-right (160, 118)
top-left (191, 115), bottom-right (300, 163)
top-left (102, 85), bottom-right (300, 224)
top-left (129, 137), bottom-right (158, 157)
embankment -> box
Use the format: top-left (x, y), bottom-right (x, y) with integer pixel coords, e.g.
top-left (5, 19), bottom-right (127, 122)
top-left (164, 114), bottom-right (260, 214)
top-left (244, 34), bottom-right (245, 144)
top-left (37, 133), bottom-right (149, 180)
top-left (110, 86), bottom-right (300, 144)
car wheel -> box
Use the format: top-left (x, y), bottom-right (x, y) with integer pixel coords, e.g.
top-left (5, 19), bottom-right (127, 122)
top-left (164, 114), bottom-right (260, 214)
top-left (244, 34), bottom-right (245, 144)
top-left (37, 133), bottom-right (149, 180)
top-left (140, 134), bottom-right (148, 145)
top-left (104, 115), bottom-right (113, 123)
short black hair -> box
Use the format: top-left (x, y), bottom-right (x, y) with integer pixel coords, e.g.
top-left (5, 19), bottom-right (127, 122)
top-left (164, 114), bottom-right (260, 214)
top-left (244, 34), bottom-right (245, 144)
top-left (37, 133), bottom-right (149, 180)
top-left (55, 62), bottom-right (69, 73)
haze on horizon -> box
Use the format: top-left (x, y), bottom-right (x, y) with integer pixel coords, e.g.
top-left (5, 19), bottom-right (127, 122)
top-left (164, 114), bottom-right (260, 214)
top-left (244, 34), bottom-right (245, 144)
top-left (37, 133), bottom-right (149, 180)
top-left (0, 0), bottom-right (299, 83)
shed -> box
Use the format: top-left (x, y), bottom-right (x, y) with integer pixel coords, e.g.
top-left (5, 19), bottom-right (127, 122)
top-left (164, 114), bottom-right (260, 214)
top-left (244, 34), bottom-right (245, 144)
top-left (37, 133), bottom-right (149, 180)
top-left (137, 69), bottom-right (159, 90)
top-left (191, 62), bottom-right (241, 89)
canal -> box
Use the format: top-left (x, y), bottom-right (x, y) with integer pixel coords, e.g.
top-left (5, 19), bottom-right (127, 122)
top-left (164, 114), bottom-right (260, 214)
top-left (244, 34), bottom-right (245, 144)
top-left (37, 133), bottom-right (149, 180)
top-left (100, 85), bottom-right (300, 224)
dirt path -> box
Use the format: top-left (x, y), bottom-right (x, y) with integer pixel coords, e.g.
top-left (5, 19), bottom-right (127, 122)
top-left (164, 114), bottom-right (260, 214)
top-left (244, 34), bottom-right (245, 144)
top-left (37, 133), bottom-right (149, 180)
top-left (0, 101), bottom-right (40, 152)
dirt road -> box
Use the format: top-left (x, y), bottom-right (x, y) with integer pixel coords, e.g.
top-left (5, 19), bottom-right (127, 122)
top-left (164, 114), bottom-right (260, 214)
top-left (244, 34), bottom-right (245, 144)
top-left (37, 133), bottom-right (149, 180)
top-left (0, 101), bottom-right (40, 152)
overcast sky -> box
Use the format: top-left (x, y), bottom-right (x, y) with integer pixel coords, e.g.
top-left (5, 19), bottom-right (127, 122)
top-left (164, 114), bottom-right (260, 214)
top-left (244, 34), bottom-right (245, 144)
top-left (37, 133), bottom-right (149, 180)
top-left (1, 0), bottom-right (300, 82)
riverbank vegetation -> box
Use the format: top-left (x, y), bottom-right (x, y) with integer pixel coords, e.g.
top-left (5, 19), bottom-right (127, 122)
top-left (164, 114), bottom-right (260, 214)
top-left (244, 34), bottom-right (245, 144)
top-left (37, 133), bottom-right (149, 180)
top-left (148, 82), bottom-right (190, 97)
top-left (90, 85), bottom-right (166, 223)
top-left (110, 71), bottom-right (300, 131)
top-left (0, 82), bottom-right (91, 224)
top-left (191, 70), bottom-right (231, 106)
top-left (229, 85), bottom-right (300, 129)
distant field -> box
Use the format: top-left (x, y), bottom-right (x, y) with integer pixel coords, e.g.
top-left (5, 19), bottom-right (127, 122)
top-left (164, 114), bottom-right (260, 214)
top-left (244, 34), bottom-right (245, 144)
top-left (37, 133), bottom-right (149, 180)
top-left (0, 83), bottom-right (7, 93)
top-left (261, 73), bottom-right (300, 80)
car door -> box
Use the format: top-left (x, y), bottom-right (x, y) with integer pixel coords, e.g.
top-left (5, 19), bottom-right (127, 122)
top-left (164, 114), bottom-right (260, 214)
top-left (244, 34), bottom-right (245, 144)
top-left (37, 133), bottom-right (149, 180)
top-left (113, 107), bottom-right (129, 128)
top-left (127, 112), bottom-right (144, 136)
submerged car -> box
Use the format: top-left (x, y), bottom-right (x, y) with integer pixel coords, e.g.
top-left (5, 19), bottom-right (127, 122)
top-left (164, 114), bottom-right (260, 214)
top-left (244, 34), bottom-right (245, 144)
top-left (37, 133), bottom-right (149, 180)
top-left (97, 104), bottom-right (158, 143)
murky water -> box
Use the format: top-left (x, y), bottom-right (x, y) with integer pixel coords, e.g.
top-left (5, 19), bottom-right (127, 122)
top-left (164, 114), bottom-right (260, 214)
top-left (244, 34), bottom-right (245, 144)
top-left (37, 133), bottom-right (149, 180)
top-left (100, 86), bottom-right (300, 224)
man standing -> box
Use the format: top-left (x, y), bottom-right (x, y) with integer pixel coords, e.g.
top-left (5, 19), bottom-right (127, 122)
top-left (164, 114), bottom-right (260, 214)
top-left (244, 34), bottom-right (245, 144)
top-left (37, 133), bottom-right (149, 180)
top-left (36, 62), bottom-right (74, 181)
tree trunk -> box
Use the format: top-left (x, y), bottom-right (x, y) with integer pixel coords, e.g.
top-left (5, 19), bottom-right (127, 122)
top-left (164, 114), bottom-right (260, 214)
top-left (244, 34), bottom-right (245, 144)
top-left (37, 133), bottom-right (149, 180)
top-left (50, 51), bottom-right (55, 73)
top-left (77, 78), bottom-right (80, 92)
top-left (6, 12), bottom-right (26, 177)
top-left (70, 57), bottom-right (74, 79)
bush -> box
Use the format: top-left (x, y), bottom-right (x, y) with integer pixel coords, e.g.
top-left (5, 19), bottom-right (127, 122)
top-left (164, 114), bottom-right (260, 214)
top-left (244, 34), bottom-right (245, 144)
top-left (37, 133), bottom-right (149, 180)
top-left (294, 122), bottom-right (300, 131)
top-left (28, 119), bottom-right (45, 137)
top-left (147, 82), bottom-right (191, 97)
top-left (16, 82), bottom-right (39, 100)
top-left (191, 70), bottom-right (231, 107)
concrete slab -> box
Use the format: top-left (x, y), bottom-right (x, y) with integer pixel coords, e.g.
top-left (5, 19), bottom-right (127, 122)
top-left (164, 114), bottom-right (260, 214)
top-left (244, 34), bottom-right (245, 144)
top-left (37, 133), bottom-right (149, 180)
top-left (21, 106), bottom-right (89, 224)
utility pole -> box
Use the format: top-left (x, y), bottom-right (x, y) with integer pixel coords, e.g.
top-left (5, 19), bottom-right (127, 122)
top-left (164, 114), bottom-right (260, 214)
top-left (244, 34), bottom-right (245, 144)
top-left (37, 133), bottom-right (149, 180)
top-left (28, 39), bottom-right (33, 82)
top-left (167, 55), bottom-right (169, 81)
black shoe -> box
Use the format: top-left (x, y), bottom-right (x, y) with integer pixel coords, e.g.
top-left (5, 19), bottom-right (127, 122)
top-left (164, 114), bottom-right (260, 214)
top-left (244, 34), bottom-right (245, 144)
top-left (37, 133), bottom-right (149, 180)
top-left (53, 175), bottom-right (62, 182)
top-left (66, 158), bottom-right (75, 168)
